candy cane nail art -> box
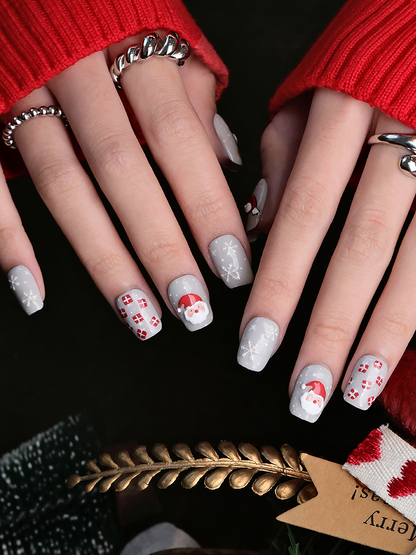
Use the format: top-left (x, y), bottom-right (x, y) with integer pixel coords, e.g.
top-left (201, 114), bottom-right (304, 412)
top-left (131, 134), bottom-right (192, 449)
top-left (344, 355), bottom-right (388, 410)
top-left (116, 289), bottom-right (162, 341)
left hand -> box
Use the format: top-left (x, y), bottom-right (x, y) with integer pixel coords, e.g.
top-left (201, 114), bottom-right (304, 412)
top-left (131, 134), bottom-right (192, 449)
top-left (239, 87), bottom-right (416, 421)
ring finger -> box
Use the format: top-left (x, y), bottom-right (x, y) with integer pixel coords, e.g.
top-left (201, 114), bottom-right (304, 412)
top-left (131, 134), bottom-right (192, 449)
top-left (289, 114), bottom-right (416, 422)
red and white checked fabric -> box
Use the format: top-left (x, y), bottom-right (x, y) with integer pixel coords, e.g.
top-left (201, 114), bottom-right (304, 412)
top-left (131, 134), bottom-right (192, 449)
top-left (343, 425), bottom-right (416, 529)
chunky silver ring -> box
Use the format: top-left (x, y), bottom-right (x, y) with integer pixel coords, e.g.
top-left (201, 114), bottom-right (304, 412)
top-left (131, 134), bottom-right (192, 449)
top-left (110, 30), bottom-right (191, 90)
top-left (368, 133), bottom-right (416, 177)
top-left (2, 106), bottom-right (68, 149)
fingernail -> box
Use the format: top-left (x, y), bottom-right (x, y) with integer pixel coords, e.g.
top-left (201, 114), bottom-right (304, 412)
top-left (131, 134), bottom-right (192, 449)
top-left (8, 265), bottom-right (43, 315)
top-left (168, 275), bottom-right (213, 332)
top-left (209, 235), bottom-right (253, 289)
top-left (213, 114), bottom-right (242, 167)
top-left (237, 317), bottom-right (279, 372)
top-left (289, 364), bottom-right (333, 423)
top-left (344, 355), bottom-right (388, 410)
top-left (116, 289), bottom-right (162, 340)
top-left (244, 178), bottom-right (268, 233)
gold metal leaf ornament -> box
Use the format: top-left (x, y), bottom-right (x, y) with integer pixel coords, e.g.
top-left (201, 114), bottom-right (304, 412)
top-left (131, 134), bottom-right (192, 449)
top-left (68, 441), bottom-right (315, 505)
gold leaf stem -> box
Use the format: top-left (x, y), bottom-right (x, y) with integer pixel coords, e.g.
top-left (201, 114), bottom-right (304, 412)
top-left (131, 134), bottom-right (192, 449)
top-left (73, 458), bottom-right (311, 486)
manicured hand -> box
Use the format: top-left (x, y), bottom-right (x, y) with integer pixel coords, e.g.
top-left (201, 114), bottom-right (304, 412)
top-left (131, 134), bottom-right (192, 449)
top-left (1, 31), bottom-right (253, 337)
top-left (238, 87), bottom-right (416, 421)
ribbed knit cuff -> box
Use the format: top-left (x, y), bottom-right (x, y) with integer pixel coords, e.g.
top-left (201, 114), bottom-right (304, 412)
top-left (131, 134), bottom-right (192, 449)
top-left (0, 0), bottom-right (228, 179)
top-left (270, 0), bottom-right (416, 131)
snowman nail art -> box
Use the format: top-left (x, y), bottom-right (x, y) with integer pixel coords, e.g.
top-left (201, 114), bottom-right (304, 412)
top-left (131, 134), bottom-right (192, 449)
top-left (8, 265), bottom-right (43, 315)
top-left (290, 364), bottom-right (333, 423)
top-left (168, 275), bottom-right (213, 332)
top-left (344, 355), bottom-right (388, 410)
top-left (209, 235), bottom-right (253, 289)
top-left (116, 289), bottom-right (162, 341)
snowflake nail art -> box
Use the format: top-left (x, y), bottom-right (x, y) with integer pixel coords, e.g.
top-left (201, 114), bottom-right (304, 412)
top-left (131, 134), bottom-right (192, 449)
top-left (237, 317), bottom-right (280, 372)
top-left (209, 235), bottom-right (253, 289)
top-left (7, 265), bottom-right (43, 315)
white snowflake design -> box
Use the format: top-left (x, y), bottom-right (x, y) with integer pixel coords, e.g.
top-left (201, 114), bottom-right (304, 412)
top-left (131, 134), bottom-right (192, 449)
top-left (264, 323), bottom-right (278, 341)
top-left (223, 240), bottom-right (238, 257)
top-left (22, 290), bottom-right (40, 309)
top-left (240, 340), bottom-right (259, 362)
top-left (220, 264), bottom-right (240, 283)
top-left (8, 275), bottom-right (19, 291)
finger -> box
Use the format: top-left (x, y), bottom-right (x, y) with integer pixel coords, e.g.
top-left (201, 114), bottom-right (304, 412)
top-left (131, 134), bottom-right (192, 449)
top-left (49, 52), bottom-right (214, 330)
top-left (180, 55), bottom-right (242, 169)
top-left (238, 88), bottom-right (372, 373)
top-left (109, 48), bottom-right (252, 289)
top-left (0, 162), bottom-right (44, 315)
top-left (289, 114), bottom-right (416, 422)
top-left (12, 86), bottom-right (163, 340)
top-left (341, 163), bottom-right (416, 410)
top-left (245, 93), bottom-right (312, 240)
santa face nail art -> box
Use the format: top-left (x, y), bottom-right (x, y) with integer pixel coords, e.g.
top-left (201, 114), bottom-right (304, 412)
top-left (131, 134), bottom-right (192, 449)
top-left (237, 317), bottom-right (279, 372)
top-left (116, 289), bottom-right (162, 341)
top-left (209, 235), bottom-right (253, 289)
top-left (213, 114), bottom-right (242, 167)
top-left (168, 275), bottom-right (213, 332)
top-left (344, 355), bottom-right (388, 410)
top-left (290, 364), bottom-right (333, 423)
top-left (8, 265), bottom-right (43, 315)
top-left (244, 178), bottom-right (268, 237)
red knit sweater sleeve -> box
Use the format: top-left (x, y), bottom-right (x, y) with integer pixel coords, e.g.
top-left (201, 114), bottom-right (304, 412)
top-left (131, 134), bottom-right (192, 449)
top-left (0, 0), bottom-right (228, 179)
top-left (270, 0), bottom-right (416, 130)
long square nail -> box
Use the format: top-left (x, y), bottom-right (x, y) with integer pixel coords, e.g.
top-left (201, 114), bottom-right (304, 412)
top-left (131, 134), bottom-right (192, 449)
top-left (213, 114), bottom-right (242, 167)
top-left (168, 275), bottom-right (213, 332)
top-left (289, 364), bottom-right (333, 423)
top-left (344, 355), bottom-right (388, 410)
top-left (8, 265), bottom-right (43, 315)
top-left (209, 235), bottom-right (253, 289)
top-left (237, 317), bottom-right (279, 372)
top-left (116, 289), bottom-right (162, 340)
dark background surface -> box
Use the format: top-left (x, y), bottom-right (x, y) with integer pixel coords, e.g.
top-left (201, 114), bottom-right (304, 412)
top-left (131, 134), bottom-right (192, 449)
top-left (0, 0), bottom-right (403, 552)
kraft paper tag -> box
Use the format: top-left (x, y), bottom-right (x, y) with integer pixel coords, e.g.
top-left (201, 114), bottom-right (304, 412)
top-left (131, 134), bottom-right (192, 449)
top-left (277, 454), bottom-right (416, 554)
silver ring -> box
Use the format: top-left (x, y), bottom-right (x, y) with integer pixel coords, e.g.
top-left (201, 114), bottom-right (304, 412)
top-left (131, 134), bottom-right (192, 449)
top-left (2, 106), bottom-right (68, 149)
top-left (368, 133), bottom-right (416, 177)
top-left (110, 31), bottom-right (191, 90)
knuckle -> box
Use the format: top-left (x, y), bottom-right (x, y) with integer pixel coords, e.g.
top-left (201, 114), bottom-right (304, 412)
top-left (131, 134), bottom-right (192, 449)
top-left (379, 312), bottom-right (412, 339)
top-left (259, 272), bottom-right (297, 303)
top-left (141, 235), bottom-right (182, 266)
top-left (84, 250), bottom-right (123, 279)
top-left (92, 132), bottom-right (138, 177)
top-left (0, 225), bottom-right (19, 250)
top-left (280, 177), bottom-right (329, 230)
top-left (339, 209), bottom-right (391, 264)
top-left (35, 160), bottom-right (82, 203)
top-left (185, 192), bottom-right (225, 228)
top-left (150, 98), bottom-right (200, 147)
top-left (312, 316), bottom-right (353, 346)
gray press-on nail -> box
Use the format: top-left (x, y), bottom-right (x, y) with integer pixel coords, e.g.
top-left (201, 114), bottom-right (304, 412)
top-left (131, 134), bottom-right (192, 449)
top-left (8, 265), bottom-right (43, 315)
top-left (244, 178), bottom-right (268, 234)
top-left (213, 114), bottom-right (242, 166)
top-left (116, 289), bottom-right (162, 341)
top-left (237, 317), bottom-right (279, 372)
top-left (168, 275), bottom-right (213, 332)
top-left (209, 235), bottom-right (253, 289)
top-left (344, 355), bottom-right (388, 410)
top-left (290, 364), bottom-right (333, 423)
